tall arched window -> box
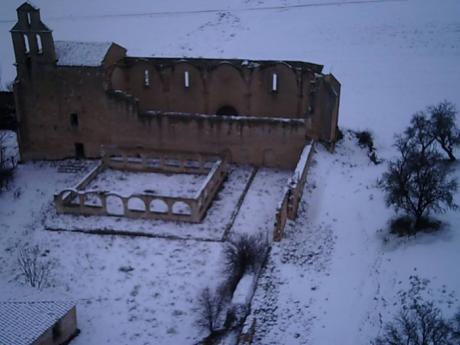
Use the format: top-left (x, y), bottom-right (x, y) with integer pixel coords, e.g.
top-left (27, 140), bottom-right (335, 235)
top-left (272, 73), bottom-right (278, 92)
top-left (23, 34), bottom-right (30, 54)
top-left (36, 34), bottom-right (43, 54)
top-left (184, 71), bottom-right (190, 88)
top-left (144, 69), bottom-right (150, 87)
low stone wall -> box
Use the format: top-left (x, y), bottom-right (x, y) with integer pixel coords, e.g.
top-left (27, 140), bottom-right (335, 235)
top-left (101, 145), bottom-right (219, 174)
top-left (54, 148), bottom-right (227, 223)
top-left (273, 142), bottom-right (315, 241)
top-left (273, 186), bottom-right (290, 242)
top-left (287, 142), bottom-right (315, 218)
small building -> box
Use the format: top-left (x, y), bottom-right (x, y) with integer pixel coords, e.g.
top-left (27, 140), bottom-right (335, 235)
top-left (0, 301), bottom-right (78, 345)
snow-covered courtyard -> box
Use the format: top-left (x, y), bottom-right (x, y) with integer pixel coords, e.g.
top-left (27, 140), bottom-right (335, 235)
top-left (1, 0), bottom-right (460, 344)
top-left (86, 169), bottom-right (207, 198)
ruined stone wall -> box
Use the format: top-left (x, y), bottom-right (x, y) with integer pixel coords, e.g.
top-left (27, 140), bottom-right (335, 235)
top-left (113, 58), bottom-right (320, 119)
top-left (11, 2), bottom-right (340, 167)
top-left (106, 100), bottom-right (308, 169)
top-left (15, 57), bottom-right (336, 168)
top-left (14, 53), bottom-right (338, 167)
top-left (15, 64), bottom-right (113, 160)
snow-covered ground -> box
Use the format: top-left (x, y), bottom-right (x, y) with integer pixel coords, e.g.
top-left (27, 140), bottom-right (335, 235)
top-left (86, 168), bottom-right (206, 197)
top-left (1, 0), bottom-right (460, 344)
top-left (0, 133), bottom-right (290, 345)
top-left (45, 165), bottom-right (255, 241)
top-left (248, 132), bottom-right (460, 344)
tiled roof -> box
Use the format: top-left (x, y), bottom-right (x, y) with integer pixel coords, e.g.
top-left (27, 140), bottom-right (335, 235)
top-left (0, 300), bottom-right (75, 345)
top-left (55, 41), bottom-right (112, 67)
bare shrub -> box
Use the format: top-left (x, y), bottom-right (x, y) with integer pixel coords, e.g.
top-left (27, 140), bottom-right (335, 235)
top-left (390, 215), bottom-right (442, 236)
top-left (356, 130), bottom-right (374, 149)
top-left (223, 233), bottom-right (269, 290)
top-left (17, 245), bottom-right (54, 289)
top-left (355, 130), bottom-right (381, 165)
top-left (374, 276), bottom-right (460, 345)
top-left (196, 286), bottom-right (226, 341)
top-left (374, 302), bottom-right (460, 345)
top-left (196, 234), bottom-right (269, 342)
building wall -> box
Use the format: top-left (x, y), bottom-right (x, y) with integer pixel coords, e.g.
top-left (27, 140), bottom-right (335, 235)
top-left (15, 64), bottom-right (112, 160)
top-left (115, 58), bottom-right (320, 119)
top-left (108, 105), bottom-right (309, 169)
top-left (15, 59), bottom-right (338, 166)
top-left (33, 306), bottom-right (77, 345)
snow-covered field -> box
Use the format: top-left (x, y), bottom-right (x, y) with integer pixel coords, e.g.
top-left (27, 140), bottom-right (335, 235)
top-left (0, 135), bottom-right (289, 344)
top-left (248, 132), bottom-right (460, 344)
top-left (1, 0), bottom-right (460, 344)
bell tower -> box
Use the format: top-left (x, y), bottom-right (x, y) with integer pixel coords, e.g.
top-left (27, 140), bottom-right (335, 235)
top-left (10, 2), bottom-right (56, 78)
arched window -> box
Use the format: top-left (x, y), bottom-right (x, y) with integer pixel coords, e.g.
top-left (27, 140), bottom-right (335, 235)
top-left (272, 73), bottom-right (278, 92)
top-left (36, 34), bottom-right (43, 54)
top-left (23, 34), bottom-right (30, 54)
top-left (184, 71), bottom-right (190, 88)
top-left (144, 69), bottom-right (150, 87)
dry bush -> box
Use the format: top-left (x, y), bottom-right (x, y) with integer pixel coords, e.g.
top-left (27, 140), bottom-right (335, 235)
top-left (17, 245), bottom-right (54, 289)
top-left (374, 277), bottom-right (460, 345)
top-left (196, 287), bottom-right (225, 335)
top-left (223, 233), bottom-right (269, 291)
top-left (374, 302), bottom-right (460, 345)
top-left (196, 233), bottom-right (269, 342)
top-left (355, 130), bottom-right (381, 164)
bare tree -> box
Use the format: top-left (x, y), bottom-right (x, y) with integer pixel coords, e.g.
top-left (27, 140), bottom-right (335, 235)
top-left (404, 111), bottom-right (436, 156)
top-left (17, 245), bottom-right (54, 289)
top-left (196, 286), bottom-right (227, 343)
top-left (374, 302), bottom-right (460, 345)
top-left (381, 135), bottom-right (457, 232)
top-left (428, 101), bottom-right (460, 161)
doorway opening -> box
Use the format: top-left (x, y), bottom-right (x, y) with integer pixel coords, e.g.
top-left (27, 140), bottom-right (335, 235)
top-left (74, 143), bottom-right (85, 159)
top-left (216, 105), bottom-right (239, 116)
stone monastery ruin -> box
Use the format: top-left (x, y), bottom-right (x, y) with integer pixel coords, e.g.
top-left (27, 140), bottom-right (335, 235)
top-left (10, 2), bottom-right (340, 235)
top-left (11, 2), bottom-right (340, 169)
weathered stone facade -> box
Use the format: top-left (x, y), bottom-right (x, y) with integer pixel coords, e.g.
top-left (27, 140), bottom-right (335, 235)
top-left (11, 2), bottom-right (340, 169)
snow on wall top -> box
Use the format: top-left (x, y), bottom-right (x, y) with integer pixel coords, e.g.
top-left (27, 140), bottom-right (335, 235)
top-left (55, 40), bottom-right (112, 66)
top-left (0, 300), bottom-right (75, 345)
